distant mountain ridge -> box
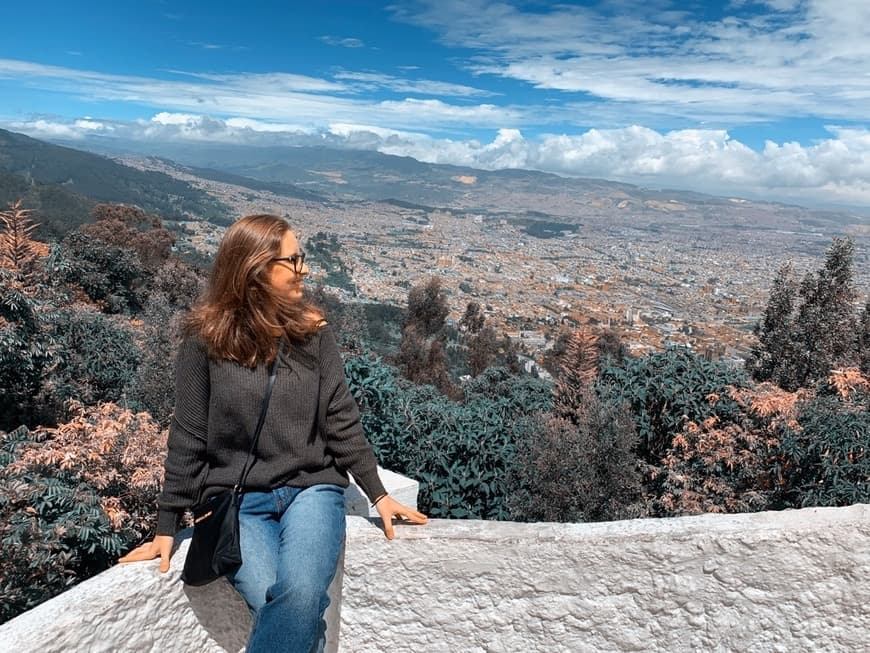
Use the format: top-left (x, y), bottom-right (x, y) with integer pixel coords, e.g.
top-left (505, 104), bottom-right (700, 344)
top-left (13, 130), bottom-right (870, 240)
top-left (0, 129), bottom-right (230, 237)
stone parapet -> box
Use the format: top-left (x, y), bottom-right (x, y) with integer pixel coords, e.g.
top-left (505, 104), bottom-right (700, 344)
top-left (2, 498), bottom-right (867, 652)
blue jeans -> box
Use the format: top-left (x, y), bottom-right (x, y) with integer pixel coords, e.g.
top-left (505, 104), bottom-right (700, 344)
top-left (227, 484), bottom-right (347, 653)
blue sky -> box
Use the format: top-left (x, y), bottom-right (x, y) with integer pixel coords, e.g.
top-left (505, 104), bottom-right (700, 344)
top-left (2, 0), bottom-right (870, 207)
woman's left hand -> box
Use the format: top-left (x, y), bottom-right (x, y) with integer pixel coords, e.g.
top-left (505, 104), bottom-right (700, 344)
top-left (373, 495), bottom-right (428, 540)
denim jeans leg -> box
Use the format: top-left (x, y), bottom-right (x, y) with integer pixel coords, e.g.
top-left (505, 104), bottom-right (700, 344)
top-left (227, 490), bottom-right (280, 615)
top-left (245, 484), bottom-right (347, 653)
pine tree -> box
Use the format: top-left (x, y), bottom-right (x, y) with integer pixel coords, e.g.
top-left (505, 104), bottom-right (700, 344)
top-left (405, 276), bottom-right (449, 337)
top-left (858, 300), bottom-right (870, 376)
top-left (0, 200), bottom-right (41, 285)
top-left (793, 237), bottom-right (858, 386)
top-left (747, 262), bottom-right (799, 389)
top-left (459, 301), bottom-right (485, 334)
top-left (553, 328), bottom-right (599, 423)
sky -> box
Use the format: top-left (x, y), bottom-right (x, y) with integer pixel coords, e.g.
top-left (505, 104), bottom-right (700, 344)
top-left (2, 0), bottom-right (870, 209)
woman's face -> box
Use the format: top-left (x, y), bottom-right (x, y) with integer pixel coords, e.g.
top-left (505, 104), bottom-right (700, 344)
top-left (267, 229), bottom-right (309, 301)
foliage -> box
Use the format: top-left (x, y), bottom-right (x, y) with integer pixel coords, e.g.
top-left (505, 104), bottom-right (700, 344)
top-left (395, 276), bottom-right (459, 397)
top-left (0, 404), bottom-right (166, 623)
top-left (404, 276), bottom-right (449, 338)
top-left (0, 270), bottom-right (55, 430)
top-left (507, 388), bottom-right (642, 523)
top-left (858, 301), bottom-right (870, 376)
top-left (0, 200), bottom-right (41, 284)
top-left (599, 346), bottom-right (749, 462)
top-left (552, 328), bottom-right (599, 422)
top-left (50, 230), bottom-right (146, 313)
top-left (47, 309), bottom-right (141, 409)
top-left (345, 355), bottom-right (552, 519)
top-left (748, 238), bottom-right (862, 390)
top-left (775, 372), bottom-right (869, 508)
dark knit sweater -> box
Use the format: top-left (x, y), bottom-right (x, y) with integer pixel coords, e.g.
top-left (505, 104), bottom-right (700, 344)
top-left (155, 324), bottom-right (386, 535)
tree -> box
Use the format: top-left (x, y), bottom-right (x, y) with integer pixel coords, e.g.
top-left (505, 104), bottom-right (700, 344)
top-left (746, 262), bottom-right (799, 389)
top-left (396, 277), bottom-right (458, 396)
top-left (552, 328), bottom-right (599, 423)
top-left (793, 237), bottom-right (859, 386)
top-left (748, 239), bottom-right (862, 391)
top-left (459, 301), bottom-right (485, 334)
top-left (0, 200), bottom-right (41, 285)
top-left (467, 325), bottom-right (499, 377)
top-left (858, 301), bottom-right (870, 376)
top-left (405, 276), bottom-right (449, 337)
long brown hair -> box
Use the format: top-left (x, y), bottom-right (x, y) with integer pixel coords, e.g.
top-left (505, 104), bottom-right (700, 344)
top-left (184, 214), bottom-right (326, 366)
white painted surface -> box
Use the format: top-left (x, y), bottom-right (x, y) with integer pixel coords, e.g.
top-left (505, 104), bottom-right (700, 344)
top-left (2, 501), bottom-right (867, 653)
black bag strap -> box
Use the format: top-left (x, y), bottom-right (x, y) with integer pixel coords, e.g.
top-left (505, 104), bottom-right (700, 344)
top-left (234, 336), bottom-right (284, 492)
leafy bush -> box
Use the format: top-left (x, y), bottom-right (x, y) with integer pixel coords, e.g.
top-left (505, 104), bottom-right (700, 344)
top-left (776, 386), bottom-right (869, 508)
top-left (50, 231), bottom-right (145, 313)
top-left (599, 346), bottom-right (749, 461)
top-left (507, 389), bottom-right (643, 523)
top-left (0, 270), bottom-right (55, 430)
top-left (0, 403), bottom-right (167, 623)
top-left (47, 309), bottom-right (140, 409)
top-left (345, 355), bottom-right (552, 519)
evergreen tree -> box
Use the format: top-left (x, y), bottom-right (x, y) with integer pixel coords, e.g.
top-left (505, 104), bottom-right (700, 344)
top-left (395, 276), bottom-right (457, 397)
top-left (467, 324), bottom-right (499, 377)
top-left (858, 300), bottom-right (870, 376)
top-left (459, 301), bottom-right (485, 334)
top-left (793, 237), bottom-right (858, 385)
top-left (747, 262), bottom-right (799, 389)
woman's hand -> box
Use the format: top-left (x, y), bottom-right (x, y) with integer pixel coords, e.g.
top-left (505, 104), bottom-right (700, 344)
top-left (118, 535), bottom-right (175, 573)
top-left (374, 495), bottom-right (428, 540)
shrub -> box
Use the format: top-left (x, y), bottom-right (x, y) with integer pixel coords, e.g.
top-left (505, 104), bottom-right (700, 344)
top-left (0, 405), bottom-right (165, 623)
top-left (507, 388), bottom-right (642, 523)
top-left (346, 355), bottom-right (552, 519)
top-left (775, 375), bottom-right (869, 508)
top-left (47, 309), bottom-right (141, 409)
top-left (599, 346), bottom-right (748, 462)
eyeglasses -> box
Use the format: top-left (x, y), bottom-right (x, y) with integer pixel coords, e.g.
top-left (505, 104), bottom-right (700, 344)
top-left (270, 251), bottom-right (306, 273)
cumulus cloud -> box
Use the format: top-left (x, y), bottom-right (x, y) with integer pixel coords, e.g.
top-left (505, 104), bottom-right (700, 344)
top-left (8, 113), bottom-right (870, 207)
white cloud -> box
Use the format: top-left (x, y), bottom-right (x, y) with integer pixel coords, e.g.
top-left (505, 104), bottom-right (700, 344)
top-left (0, 58), bottom-right (522, 132)
top-left (333, 71), bottom-right (493, 97)
top-left (10, 114), bottom-right (870, 205)
top-left (392, 0), bottom-right (870, 124)
top-left (319, 36), bottom-right (366, 48)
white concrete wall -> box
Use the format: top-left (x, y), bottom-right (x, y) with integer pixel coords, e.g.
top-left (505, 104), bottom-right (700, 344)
top-left (2, 501), bottom-right (867, 653)
top-left (341, 503), bottom-right (870, 653)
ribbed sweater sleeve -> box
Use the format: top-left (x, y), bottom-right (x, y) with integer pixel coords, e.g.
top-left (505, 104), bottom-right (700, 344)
top-left (319, 324), bottom-right (387, 503)
top-left (155, 336), bottom-right (210, 535)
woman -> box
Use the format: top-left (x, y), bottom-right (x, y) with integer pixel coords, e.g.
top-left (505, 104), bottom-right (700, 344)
top-left (119, 214), bottom-right (427, 653)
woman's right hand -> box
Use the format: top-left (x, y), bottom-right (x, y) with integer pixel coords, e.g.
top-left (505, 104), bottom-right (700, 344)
top-left (118, 535), bottom-right (175, 573)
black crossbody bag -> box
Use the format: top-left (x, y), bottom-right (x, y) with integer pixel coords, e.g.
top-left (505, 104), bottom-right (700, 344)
top-left (181, 339), bottom-right (283, 586)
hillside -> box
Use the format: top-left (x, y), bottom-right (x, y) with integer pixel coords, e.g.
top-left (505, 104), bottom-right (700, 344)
top-left (0, 129), bottom-right (230, 237)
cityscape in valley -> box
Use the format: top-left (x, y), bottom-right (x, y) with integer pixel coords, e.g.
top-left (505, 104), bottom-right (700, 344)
top-left (118, 148), bottom-right (869, 366)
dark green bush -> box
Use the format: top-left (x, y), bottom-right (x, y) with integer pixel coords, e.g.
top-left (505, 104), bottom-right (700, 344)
top-left (50, 231), bottom-right (145, 313)
top-left (599, 346), bottom-right (749, 461)
top-left (0, 427), bottom-right (127, 624)
top-left (345, 356), bottom-right (552, 519)
top-left (776, 395), bottom-right (869, 508)
top-left (48, 309), bottom-right (141, 408)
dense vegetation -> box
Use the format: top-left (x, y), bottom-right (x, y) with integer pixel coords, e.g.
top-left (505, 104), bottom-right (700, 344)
top-left (0, 198), bottom-right (867, 624)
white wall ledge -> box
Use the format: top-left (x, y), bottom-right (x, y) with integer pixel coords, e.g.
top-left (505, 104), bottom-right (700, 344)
top-left (2, 496), bottom-right (867, 653)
